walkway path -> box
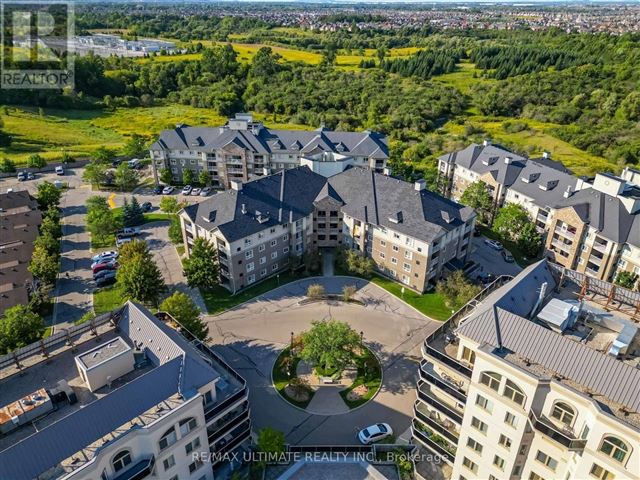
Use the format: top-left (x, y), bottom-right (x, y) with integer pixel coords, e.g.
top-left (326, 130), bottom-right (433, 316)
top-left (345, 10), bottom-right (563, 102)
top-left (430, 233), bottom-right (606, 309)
top-left (322, 250), bottom-right (334, 276)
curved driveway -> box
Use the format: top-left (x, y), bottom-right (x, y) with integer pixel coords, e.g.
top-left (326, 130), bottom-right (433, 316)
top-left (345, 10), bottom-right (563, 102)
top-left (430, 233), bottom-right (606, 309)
top-left (205, 276), bottom-right (441, 445)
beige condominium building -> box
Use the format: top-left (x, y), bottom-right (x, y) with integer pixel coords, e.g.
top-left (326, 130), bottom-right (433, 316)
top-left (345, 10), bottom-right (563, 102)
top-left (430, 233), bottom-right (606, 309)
top-left (438, 142), bottom-right (640, 288)
top-left (0, 302), bottom-right (251, 480)
top-left (149, 113), bottom-right (388, 189)
top-left (179, 166), bottom-right (475, 293)
top-left (413, 260), bottom-right (640, 480)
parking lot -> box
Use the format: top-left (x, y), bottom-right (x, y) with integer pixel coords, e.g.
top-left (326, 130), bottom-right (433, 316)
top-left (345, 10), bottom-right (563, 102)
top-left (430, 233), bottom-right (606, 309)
top-left (469, 234), bottom-right (523, 279)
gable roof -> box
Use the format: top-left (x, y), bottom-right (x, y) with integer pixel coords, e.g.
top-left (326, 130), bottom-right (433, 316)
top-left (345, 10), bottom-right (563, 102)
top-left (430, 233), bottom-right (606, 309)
top-left (510, 159), bottom-right (582, 209)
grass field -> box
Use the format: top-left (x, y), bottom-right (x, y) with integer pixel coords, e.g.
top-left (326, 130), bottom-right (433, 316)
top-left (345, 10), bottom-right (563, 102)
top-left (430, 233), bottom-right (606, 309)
top-left (93, 283), bottom-right (126, 315)
top-left (431, 61), bottom-right (495, 94)
top-left (272, 347), bottom-right (315, 409)
top-left (371, 275), bottom-right (452, 321)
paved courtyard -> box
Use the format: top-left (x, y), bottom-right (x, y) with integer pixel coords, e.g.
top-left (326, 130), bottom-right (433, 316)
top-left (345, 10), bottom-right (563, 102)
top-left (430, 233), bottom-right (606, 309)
top-left (205, 276), bottom-right (441, 445)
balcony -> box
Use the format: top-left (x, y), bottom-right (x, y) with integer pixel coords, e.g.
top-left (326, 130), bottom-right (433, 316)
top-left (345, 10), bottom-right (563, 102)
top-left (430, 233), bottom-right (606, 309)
top-left (208, 406), bottom-right (250, 443)
top-left (555, 228), bottom-right (576, 240)
top-left (419, 361), bottom-right (467, 403)
top-left (529, 411), bottom-right (587, 451)
top-left (411, 420), bottom-right (455, 464)
top-left (211, 420), bottom-right (252, 464)
top-left (592, 242), bottom-right (607, 253)
top-left (414, 402), bottom-right (459, 444)
top-left (536, 214), bottom-right (549, 224)
top-left (551, 239), bottom-right (572, 253)
top-left (416, 382), bottom-right (463, 425)
top-left (112, 455), bottom-right (155, 480)
top-left (588, 255), bottom-right (602, 266)
top-left (585, 267), bottom-right (600, 277)
top-left (422, 343), bottom-right (472, 379)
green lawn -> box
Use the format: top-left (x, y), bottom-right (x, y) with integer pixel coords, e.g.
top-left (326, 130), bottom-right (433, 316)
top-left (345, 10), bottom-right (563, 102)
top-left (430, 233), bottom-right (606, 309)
top-left (370, 275), bottom-right (452, 321)
top-left (93, 283), bottom-right (127, 315)
top-left (339, 347), bottom-right (382, 409)
top-left (272, 347), bottom-right (315, 409)
top-left (202, 272), bottom-right (297, 314)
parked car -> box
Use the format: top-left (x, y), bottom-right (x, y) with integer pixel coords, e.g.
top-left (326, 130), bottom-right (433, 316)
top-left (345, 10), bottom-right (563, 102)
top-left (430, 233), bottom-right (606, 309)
top-left (484, 239), bottom-right (504, 251)
top-left (181, 185), bottom-right (192, 195)
top-left (358, 423), bottom-right (393, 445)
top-left (92, 250), bottom-right (118, 263)
top-left (162, 185), bottom-right (175, 195)
top-left (153, 184), bottom-right (164, 194)
top-left (141, 202), bottom-right (152, 212)
top-left (17, 172), bottom-right (26, 181)
top-left (127, 159), bottom-right (140, 169)
top-left (191, 187), bottom-right (201, 196)
top-left (55, 166), bottom-right (64, 176)
top-left (116, 236), bottom-right (133, 248)
top-left (96, 272), bottom-right (117, 287)
top-left (116, 227), bottom-right (141, 238)
top-left (94, 269), bottom-right (117, 281)
top-left (502, 250), bottom-right (515, 263)
top-left (26, 172), bottom-right (35, 180)
top-left (92, 261), bottom-right (118, 274)
top-left (200, 186), bottom-right (212, 196)
top-left (112, 159), bottom-right (123, 167)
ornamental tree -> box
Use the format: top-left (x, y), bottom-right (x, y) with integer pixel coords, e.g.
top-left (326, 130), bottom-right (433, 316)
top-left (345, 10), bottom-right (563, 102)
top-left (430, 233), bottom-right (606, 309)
top-left (300, 320), bottom-right (360, 372)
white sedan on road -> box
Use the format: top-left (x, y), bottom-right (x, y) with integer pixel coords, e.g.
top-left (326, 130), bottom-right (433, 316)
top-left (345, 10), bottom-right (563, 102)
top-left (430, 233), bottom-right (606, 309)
top-left (162, 185), bottom-right (175, 195)
top-left (357, 423), bottom-right (393, 444)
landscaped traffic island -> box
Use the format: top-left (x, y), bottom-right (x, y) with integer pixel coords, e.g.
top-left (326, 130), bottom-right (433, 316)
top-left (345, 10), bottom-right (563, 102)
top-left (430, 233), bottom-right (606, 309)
top-left (272, 319), bottom-right (382, 413)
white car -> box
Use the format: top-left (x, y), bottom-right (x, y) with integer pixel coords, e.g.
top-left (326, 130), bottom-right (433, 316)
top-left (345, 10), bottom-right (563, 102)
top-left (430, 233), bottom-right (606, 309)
top-left (200, 186), bottom-right (212, 196)
top-left (484, 239), bottom-right (504, 251)
top-left (116, 236), bottom-right (133, 248)
top-left (182, 185), bottom-right (192, 195)
top-left (162, 185), bottom-right (175, 195)
top-left (357, 423), bottom-right (393, 445)
top-left (55, 166), bottom-right (64, 175)
top-left (92, 251), bottom-right (118, 263)
top-left (191, 187), bottom-right (201, 196)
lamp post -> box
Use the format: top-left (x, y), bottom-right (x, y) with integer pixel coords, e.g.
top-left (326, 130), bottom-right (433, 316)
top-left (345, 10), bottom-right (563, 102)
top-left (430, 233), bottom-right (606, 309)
top-left (290, 331), bottom-right (294, 350)
top-left (277, 274), bottom-right (280, 286)
top-left (360, 330), bottom-right (364, 346)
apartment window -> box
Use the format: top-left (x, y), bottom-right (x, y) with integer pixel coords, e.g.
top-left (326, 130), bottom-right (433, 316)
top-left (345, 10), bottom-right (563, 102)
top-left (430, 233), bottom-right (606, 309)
top-left (244, 238), bottom-right (252, 246)
top-left (461, 346), bottom-right (476, 364)
top-left (498, 434), bottom-right (512, 450)
top-left (259, 244), bottom-right (265, 252)
top-left (283, 247), bottom-right (289, 253)
top-left (503, 379), bottom-right (526, 407)
top-left (112, 451), bottom-right (132, 472)
top-left (479, 371), bottom-right (502, 391)
top-left (391, 257), bottom-right (398, 265)
top-left (404, 251), bottom-right (413, 260)
top-left (379, 252), bottom-right (385, 259)
top-left (590, 464), bottom-right (614, 480)
top-left (271, 240), bottom-right (277, 247)
top-left (504, 412), bottom-right (518, 428)
top-left (551, 402), bottom-right (575, 426)
top-left (246, 262), bottom-right (254, 272)
top-left (475, 394), bottom-right (493, 413)
top-left (282, 234), bottom-right (289, 241)
top-left (493, 455), bottom-right (505, 470)
top-left (599, 436), bottom-right (629, 463)
top-left (163, 455), bottom-right (175, 471)
top-left (179, 417), bottom-right (197, 436)
top-left (471, 417), bottom-right (488, 434)
top-left (261, 268), bottom-right (267, 276)
top-left (159, 427), bottom-right (177, 450)
top-left (393, 233), bottom-right (400, 239)
top-left (271, 251), bottom-right (278, 259)
top-left (245, 250), bottom-right (254, 259)
top-left (529, 473), bottom-right (545, 480)
top-left (392, 245), bottom-right (399, 252)
top-left (185, 437), bottom-right (201, 455)
top-left (536, 451), bottom-right (558, 471)
top-left (403, 263), bottom-right (411, 272)
top-left (189, 460), bottom-right (203, 474)
top-left (247, 274), bottom-right (255, 283)
top-left (462, 457), bottom-right (477, 474)
top-left (272, 263), bottom-right (278, 270)
top-left (270, 228), bottom-right (276, 233)
top-left (380, 240), bottom-right (386, 247)
top-left (169, 476), bottom-right (178, 480)
top-left (260, 257), bottom-right (266, 265)
top-left (466, 437), bottom-right (483, 454)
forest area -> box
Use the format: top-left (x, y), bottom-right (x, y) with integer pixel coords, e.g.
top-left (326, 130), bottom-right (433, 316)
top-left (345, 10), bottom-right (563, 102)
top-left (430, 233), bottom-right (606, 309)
top-left (1, 8), bottom-right (639, 183)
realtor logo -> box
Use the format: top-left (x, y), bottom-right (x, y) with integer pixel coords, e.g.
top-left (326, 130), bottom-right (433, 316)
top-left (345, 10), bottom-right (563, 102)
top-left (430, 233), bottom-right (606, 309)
top-left (0, 0), bottom-right (74, 89)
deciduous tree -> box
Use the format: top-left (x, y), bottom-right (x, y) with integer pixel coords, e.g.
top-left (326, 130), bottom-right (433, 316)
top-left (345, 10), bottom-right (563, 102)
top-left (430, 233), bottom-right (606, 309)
top-left (0, 305), bottom-right (45, 354)
top-left (183, 238), bottom-right (219, 291)
top-left (300, 320), bottom-right (360, 372)
top-left (114, 163), bottom-right (139, 191)
top-left (460, 181), bottom-right (493, 223)
top-left (492, 204), bottom-right (531, 241)
top-left (117, 249), bottom-right (165, 305)
top-left (160, 292), bottom-right (207, 340)
top-left (36, 181), bottom-right (62, 210)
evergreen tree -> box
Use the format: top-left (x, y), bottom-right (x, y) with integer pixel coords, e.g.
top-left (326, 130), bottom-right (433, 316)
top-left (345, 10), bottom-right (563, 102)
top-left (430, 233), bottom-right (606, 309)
top-left (129, 197), bottom-right (144, 226)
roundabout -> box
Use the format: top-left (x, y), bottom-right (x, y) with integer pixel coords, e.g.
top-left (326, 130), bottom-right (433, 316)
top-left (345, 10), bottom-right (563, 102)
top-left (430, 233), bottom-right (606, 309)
top-left (205, 276), bottom-right (442, 445)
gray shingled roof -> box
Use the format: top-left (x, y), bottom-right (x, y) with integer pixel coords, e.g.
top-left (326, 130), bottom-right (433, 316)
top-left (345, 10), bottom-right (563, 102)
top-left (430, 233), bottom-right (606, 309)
top-left (456, 261), bottom-right (640, 414)
top-left (151, 125), bottom-right (389, 159)
top-left (0, 302), bottom-right (219, 480)
top-left (188, 166), bottom-right (475, 244)
top-left (556, 188), bottom-right (639, 245)
top-left (509, 159), bottom-right (581, 209)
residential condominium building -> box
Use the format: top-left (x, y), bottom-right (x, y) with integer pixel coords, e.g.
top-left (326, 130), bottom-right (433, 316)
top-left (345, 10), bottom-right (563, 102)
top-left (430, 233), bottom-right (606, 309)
top-left (413, 260), bottom-right (640, 480)
top-left (438, 142), bottom-right (640, 288)
top-left (149, 113), bottom-right (389, 189)
top-left (0, 190), bottom-right (42, 315)
top-left (179, 166), bottom-right (475, 293)
top-left (0, 302), bottom-right (251, 480)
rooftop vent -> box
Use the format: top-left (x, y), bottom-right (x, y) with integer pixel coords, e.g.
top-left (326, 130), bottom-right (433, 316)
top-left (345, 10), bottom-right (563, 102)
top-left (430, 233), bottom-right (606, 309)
top-left (383, 167), bottom-right (392, 176)
top-left (241, 203), bottom-right (247, 214)
top-left (389, 211), bottom-right (403, 224)
top-left (482, 156), bottom-right (498, 166)
top-left (542, 151), bottom-right (550, 159)
top-left (563, 185), bottom-right (573, 198)
top-left (441, 211), bottom-right (455, 224)
top-left (414, 179), bottom-right (426, 191)
top-left (230, 180), bottom-right (242, 191)
top-left (504, 156), bottom-right (513, 165)
top-left (483, 139), bottom-right (492, 147)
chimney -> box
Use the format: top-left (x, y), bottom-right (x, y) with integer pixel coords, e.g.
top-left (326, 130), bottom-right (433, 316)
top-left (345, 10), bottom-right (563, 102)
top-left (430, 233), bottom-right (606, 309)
top-left (230, 180), bottom-right (242, 191)
top-left (241, 203), bottom-right (247, 214)
top-left (414, 179), bottom-right (426, 191)
top-left (383, 167), bottom-right (392, 176)
top-left (542, 151), bottom-right (550, 159)
top-left (504, 156), bottom-right (513, 165)
top-left (563, 185), bottom-right (573, 198)
top-left (483, 139), bottom-right (492, 147)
